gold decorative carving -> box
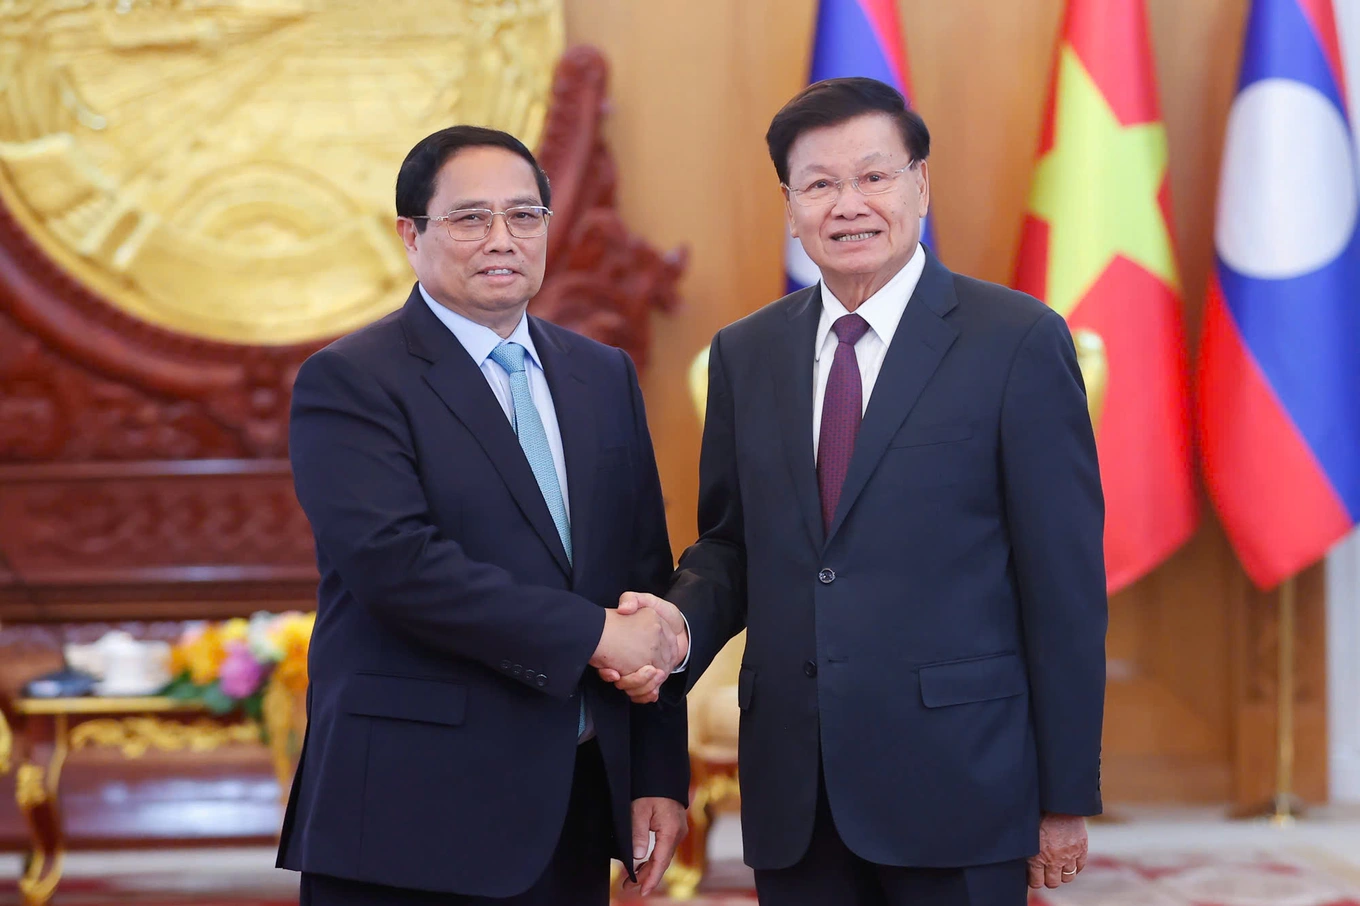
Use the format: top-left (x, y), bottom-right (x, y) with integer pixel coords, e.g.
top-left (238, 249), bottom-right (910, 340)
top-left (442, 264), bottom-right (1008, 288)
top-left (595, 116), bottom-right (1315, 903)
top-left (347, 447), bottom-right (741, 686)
top-left (666, 773), bottom-right (741, 900)
top-left (261, 673), bottom-right (305, 794)
top-left (16, 695), bottom-right (203, 716)
top-left (688, 346), bottom-right (710, 426)
top-left (69, 716), bottom-right (260, 758)
top-left (1074, 328), bottom-right (1107, 434)
top-left (16, 756), bottom-right (63, 906)
top-left (18, 846), bottom-right (63, 906)
top-left (0, 706), bottom-right (11, 774)
top-left (0, 0), bottom-right (564, 345)
top-left (15, 762), bottom-right (46, 809)
top-left (48, 714), bottom-right (70, 797)
top-left (688, 774), bottom-right (740, 832)
top-left (663, 862), bottom-right (703, 902)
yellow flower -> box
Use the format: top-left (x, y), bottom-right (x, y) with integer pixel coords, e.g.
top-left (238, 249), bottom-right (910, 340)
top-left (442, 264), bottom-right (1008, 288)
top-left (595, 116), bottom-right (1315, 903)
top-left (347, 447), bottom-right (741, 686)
top-left (272, 613), bottom-right (314, 694)
top-left (220, 618), bottom-right (249, 644)
top-left (275, 657), bottom-right (308, 695)
top-left (185, 626), bottom-right (228, 686)
top-left (169, 642), bottom-right (189, 678)
top-left (167, 614), bottom-right (314, 692)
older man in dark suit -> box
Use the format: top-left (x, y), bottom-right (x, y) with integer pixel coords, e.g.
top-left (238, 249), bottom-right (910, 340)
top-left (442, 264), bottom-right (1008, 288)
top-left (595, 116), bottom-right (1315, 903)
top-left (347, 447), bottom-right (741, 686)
top-left (605, 78), bottom-right (1108, 906)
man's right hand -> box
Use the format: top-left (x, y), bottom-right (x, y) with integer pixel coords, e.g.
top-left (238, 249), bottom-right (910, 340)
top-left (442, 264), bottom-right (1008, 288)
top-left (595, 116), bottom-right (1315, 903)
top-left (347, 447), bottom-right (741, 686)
top-left (589, 606), bottom-right (680, 682)
top-left (597, 592), bottom-right (689, 703)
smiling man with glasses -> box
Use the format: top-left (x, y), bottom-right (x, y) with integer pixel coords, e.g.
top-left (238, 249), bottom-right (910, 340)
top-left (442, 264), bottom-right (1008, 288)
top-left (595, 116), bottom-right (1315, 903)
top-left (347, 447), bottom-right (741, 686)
top-left (278, 126), bottom-right (690, 906)
top-left (603, 77), bottom-right (1109, 906)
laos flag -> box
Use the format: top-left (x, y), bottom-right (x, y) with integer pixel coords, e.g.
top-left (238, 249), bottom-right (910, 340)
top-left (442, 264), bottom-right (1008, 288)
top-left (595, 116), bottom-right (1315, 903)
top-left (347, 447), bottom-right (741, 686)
top-left (785, 0), bottom-right (934, 291)
top-left (1197, 0), bottom-right (1360, 589)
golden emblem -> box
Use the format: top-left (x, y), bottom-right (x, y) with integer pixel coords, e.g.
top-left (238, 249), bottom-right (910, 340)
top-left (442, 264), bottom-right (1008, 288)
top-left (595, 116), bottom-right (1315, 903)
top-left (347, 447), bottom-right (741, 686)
top-left (0, 0), bottom-right (563, 345)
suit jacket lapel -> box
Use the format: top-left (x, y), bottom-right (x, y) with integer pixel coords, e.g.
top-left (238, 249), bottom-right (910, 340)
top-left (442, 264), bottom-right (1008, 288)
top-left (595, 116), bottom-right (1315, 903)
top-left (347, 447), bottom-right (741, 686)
top-left (826, 251), bottom-right (960, 543)
top-left (771, 285), bottom-right (826, 552)
top-left (402, 290), bottom-right (572, 577)
top-left (530, 317), bottom-right (596, 587)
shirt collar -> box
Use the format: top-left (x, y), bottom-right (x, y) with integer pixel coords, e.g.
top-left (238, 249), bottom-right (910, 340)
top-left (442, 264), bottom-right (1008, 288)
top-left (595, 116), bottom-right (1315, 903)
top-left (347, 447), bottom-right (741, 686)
top-left (419, 283), bottom-right (543, 371)
top-left (814, 243), bottom-right (925, 360)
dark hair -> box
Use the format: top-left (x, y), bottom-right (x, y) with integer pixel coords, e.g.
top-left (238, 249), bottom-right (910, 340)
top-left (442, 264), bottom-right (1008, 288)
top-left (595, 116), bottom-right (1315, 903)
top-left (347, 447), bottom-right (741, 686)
top-left (765, 77), bottom-right (930, 185)
top-left (395, 126), bottom-right (551, 232)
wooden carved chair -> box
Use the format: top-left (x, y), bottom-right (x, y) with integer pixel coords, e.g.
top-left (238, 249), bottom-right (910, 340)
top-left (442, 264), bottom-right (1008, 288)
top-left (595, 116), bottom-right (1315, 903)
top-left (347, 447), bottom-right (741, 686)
top-left (664, 630), bottom-right (745, 899)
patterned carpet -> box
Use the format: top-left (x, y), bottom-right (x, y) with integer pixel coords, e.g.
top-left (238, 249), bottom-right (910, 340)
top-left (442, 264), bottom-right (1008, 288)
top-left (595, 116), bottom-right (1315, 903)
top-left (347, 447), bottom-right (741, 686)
top-left (1026, 851), bottom-right (1360, 906)
top-left (4, 850), bottom-right (1360, 904)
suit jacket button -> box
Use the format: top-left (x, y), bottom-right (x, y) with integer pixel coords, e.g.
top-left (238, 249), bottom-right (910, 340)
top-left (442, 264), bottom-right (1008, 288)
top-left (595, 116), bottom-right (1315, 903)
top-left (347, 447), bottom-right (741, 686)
top-left (501, 660), bottom-right (512, 671)
top-left (513, 665), bottom-right (523, 677)
top-left (818, 568), bottom-right (836, 584)
top-left (804, 660), bottom-right (818, 677)
top-left (536, 675), bottom-right (548, 687)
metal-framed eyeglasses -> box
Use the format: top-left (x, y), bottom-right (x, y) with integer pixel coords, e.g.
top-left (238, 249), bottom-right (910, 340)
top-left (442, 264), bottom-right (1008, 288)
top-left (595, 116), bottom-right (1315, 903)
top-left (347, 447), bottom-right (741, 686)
top-left (782, 163), bottom-right (917, 206)
top-left (410, 205), bottom-right (553, 241)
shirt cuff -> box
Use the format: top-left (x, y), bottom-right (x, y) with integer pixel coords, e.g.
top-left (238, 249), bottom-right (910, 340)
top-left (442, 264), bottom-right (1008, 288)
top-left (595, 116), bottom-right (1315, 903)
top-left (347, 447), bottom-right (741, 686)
top-left (671, 612), bottom-right (690, 673)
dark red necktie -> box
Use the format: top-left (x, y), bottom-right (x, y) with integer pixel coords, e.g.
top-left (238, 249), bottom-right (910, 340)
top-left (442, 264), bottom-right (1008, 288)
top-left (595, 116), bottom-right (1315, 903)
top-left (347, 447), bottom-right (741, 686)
top-left (817, 313), bottom-right (871, 532)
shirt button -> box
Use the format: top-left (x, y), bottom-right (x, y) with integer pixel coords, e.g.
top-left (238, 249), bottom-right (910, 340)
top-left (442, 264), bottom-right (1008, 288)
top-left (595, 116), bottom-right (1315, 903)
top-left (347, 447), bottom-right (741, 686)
top-left (804, 661), bottom-right (818, 678)
top-left (818, 568), bottom-right (836, 584)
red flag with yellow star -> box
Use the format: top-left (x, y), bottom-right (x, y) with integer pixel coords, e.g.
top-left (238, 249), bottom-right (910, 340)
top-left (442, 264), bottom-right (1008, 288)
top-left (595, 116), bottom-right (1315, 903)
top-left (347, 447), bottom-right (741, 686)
top-left (1014, 0), bottom-right (1197, 594)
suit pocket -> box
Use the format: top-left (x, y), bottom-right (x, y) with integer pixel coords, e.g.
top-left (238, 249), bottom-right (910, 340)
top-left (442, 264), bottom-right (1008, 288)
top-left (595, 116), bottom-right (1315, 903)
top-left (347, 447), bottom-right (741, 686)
top-left (737, 667), bottom-right (756, 711)
top-left (343, 673), bottom-right (467, 726)
top-left (889, 419), bottom-right (974, 449)
top-left (918, 652), bottom-right (1026, 708)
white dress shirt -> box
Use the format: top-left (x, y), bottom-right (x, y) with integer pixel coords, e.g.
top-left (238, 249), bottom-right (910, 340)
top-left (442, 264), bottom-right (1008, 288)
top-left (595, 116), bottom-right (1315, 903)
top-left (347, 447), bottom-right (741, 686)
top-left (419, 284), bottom-right (570, 517)
top-left (812, 243), bottom-right (926, 461)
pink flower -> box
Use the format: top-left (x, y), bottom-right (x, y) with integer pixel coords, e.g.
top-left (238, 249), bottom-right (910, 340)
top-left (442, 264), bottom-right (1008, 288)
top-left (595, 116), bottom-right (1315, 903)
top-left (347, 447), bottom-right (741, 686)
top-left (218, 640), bottom-right (267, 698)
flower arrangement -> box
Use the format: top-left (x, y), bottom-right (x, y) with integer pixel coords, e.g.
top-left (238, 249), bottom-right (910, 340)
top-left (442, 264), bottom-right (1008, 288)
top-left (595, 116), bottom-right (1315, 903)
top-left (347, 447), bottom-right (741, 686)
top-left (164, 611), bottom-right (314, 721)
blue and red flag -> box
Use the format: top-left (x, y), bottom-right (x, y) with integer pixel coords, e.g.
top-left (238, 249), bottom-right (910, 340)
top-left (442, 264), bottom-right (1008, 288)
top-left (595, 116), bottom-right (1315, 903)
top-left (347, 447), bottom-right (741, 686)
top-left (1197, 0), bottom-right (1360, 589)
top-left (785, 0), bottom-right (934, 291)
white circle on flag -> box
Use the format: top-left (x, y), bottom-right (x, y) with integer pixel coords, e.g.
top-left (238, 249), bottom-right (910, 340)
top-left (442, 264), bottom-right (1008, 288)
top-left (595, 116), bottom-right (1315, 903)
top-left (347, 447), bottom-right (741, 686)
top-left (785, 233), bottom-right (822, 289)
top-left (1215, 78), bottom-right (1358, 279)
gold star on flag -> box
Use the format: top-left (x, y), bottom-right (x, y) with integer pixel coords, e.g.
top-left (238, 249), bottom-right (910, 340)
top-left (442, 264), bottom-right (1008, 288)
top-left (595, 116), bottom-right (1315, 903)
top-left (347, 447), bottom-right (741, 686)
top-left (1028, 46), bottom-right (1180, 318)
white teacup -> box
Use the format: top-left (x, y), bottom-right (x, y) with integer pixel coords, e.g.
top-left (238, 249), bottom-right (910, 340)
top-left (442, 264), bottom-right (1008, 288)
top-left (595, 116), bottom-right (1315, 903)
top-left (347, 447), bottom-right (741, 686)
top-left (87, 631), bottom-right (172, 696)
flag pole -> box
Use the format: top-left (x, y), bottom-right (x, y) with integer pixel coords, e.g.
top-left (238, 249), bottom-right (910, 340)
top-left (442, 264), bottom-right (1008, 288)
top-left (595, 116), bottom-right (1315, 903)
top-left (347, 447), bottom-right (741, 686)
top-left (1230, 574), bottom-right (1305, 823)
top-left (1270, 575), bottom-right (1301, 825)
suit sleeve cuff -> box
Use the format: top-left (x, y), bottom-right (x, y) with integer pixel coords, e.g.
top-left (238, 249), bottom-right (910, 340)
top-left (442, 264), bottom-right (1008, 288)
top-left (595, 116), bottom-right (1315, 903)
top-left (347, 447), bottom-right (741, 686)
top-left (671, 612), bottom-right (691, 673)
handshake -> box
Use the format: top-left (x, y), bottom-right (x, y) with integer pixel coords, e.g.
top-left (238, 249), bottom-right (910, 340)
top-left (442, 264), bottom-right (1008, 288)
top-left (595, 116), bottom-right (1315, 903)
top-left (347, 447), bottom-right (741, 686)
top-left (590, 592), bottom-right (688, 704)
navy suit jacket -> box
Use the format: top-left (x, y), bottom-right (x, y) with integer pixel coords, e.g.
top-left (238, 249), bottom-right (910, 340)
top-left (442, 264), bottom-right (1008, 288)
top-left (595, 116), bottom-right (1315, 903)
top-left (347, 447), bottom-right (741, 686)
top-left (668, 250), bottom-right (1107, 870)
top-left (277, 286), bottom-right (688, 897)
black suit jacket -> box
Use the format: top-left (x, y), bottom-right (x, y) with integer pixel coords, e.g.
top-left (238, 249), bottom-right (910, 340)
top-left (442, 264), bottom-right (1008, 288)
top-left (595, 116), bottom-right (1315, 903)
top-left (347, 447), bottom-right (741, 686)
top-left (668, 250), bottom-right (1107, 870)
top-left (277, 286), bottom-right (688, 897)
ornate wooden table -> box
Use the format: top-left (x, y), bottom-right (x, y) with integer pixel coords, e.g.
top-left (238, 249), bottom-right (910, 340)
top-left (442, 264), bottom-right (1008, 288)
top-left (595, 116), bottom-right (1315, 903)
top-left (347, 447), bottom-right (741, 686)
top-left (0, 693), bottom-right (298, 906)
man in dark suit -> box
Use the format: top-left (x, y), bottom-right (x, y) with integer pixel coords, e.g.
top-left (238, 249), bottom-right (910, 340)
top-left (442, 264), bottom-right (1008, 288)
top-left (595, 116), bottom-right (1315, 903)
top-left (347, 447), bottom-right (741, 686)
top-left (278, 126), bottom-right (690, 905)
top-left (604, 78), bottom-right (1108, 905)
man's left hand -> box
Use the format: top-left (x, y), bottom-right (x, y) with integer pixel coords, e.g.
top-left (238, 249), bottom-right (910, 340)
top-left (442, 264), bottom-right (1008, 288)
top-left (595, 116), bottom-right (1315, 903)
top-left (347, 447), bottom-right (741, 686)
top-left (1027, 813), bottom-right (1088, 889)
top-left (625, 796), bottom-right (688, 896)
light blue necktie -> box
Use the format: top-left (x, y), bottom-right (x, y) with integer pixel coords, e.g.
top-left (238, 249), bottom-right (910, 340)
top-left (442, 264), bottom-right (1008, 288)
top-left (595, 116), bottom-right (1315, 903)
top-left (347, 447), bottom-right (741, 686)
top-left (487, 342), bottom-right (572, 565)
top-left (487, 342), bottom-right (585, 738)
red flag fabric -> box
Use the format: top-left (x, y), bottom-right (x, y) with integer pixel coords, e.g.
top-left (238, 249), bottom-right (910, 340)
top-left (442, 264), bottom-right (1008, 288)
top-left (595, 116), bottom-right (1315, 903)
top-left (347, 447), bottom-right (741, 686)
top-left (1014, 0), bottom-right (1197, 594)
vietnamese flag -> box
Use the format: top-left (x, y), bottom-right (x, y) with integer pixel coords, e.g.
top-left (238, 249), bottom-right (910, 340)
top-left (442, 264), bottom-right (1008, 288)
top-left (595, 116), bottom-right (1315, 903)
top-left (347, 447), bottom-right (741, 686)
top-left (1014, 0), bottom-right (1197, 594)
